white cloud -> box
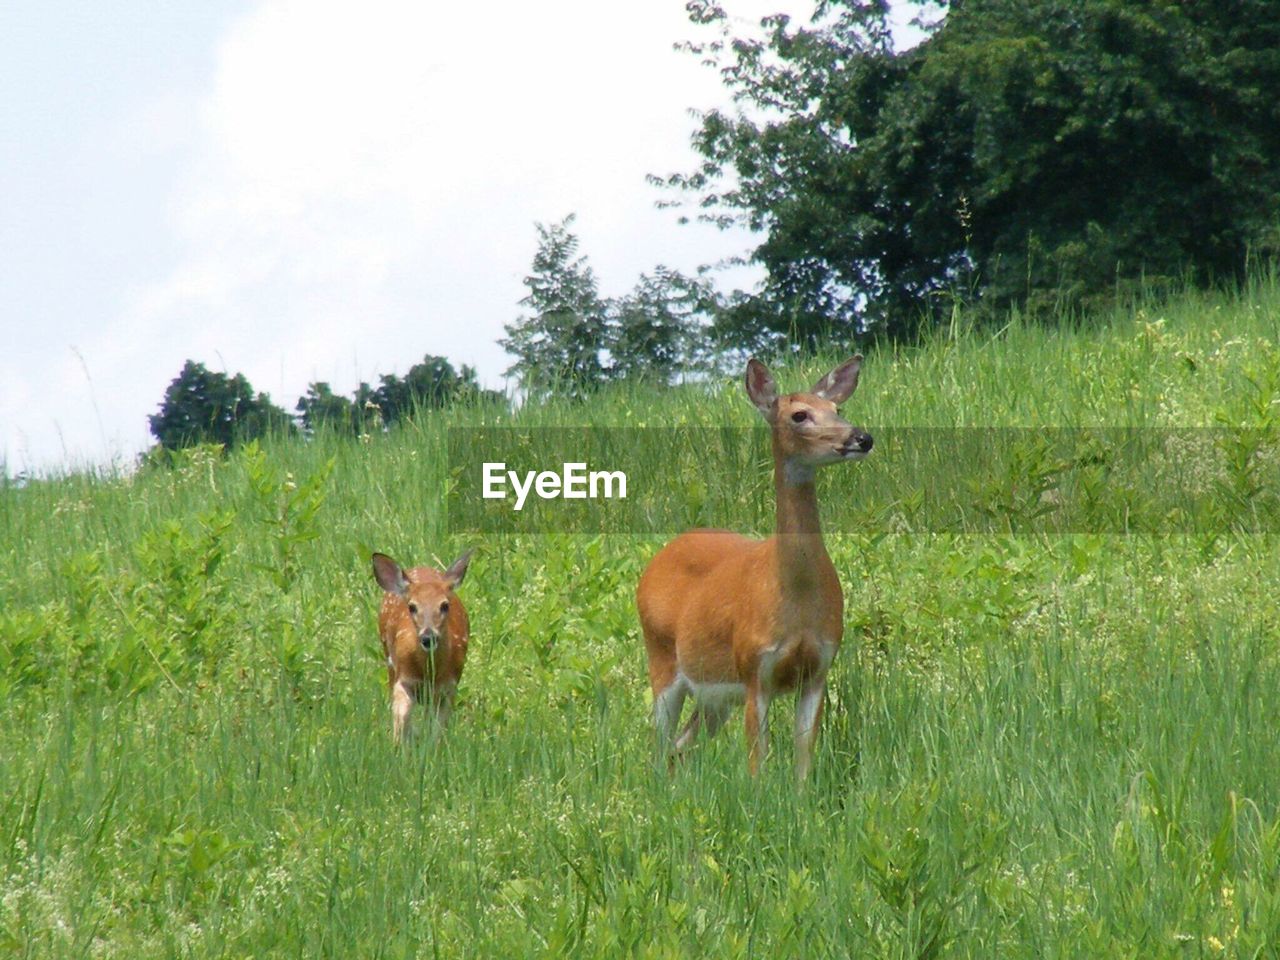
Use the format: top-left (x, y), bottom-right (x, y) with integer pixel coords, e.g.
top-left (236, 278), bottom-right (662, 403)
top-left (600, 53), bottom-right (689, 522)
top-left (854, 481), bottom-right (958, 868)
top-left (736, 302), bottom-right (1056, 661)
top-left (5, 0), bottom-right (797, 473)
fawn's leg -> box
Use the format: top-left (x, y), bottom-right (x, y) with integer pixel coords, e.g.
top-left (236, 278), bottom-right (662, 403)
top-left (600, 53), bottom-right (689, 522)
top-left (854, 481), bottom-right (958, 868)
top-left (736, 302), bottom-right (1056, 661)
top-left (391, 681), bottom-right (414, 744)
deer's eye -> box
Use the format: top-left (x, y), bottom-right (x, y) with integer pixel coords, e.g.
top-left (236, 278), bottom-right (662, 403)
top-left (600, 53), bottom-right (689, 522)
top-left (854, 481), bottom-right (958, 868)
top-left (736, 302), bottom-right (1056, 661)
top-left (439, 600), bottom-right (450, 615)
top-left (791, 410), bottom-right (809, 423)
top-left (407, 602), bottom-right (419, 616)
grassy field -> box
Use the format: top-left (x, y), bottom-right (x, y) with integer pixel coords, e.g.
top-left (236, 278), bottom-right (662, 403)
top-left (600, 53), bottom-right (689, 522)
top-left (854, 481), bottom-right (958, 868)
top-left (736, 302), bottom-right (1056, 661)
top-left (3, 279), bottom-right (1280, 957)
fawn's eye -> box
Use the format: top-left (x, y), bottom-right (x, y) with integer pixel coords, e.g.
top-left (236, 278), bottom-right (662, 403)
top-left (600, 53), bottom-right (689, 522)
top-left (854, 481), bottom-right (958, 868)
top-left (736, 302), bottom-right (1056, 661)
top-left (791, 410), bottom-right (809, 423)
top-left (407, 602), bottom-right (419, 616)
top-left (439, 600), bottom-right (450, 615)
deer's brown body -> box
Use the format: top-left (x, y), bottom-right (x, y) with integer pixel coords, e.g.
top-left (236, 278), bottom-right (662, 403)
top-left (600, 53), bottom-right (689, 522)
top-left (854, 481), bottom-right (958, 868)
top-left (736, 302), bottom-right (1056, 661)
top-left (373, 551), bottom-right (472, 742)
top-left (636, 357), bottom-right (871, 779)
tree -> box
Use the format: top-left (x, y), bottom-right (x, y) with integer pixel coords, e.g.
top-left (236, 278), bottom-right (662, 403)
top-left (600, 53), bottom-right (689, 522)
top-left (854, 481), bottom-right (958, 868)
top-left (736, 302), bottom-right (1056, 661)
top-left (297, 358), bottom-right (503, 436)
top-left (500, 215), bottom-right (610, 400)
top-left (295, 382), bottom-right (358, 435)
top-left (663, 0), bottom-right (1280, 344)
top-left (608, 266), bottom-right (718, 382)
top-left (371, 355), bottom-right (496, 425)
top-left (149, 360), bottom-right (294, 451)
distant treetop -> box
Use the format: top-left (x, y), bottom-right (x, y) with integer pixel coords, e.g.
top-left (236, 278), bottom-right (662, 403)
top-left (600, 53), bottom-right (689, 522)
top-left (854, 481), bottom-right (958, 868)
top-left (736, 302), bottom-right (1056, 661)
top-left (149, 360), bottom-right (293, 452)
top-left (658, 0), bottom-right (1280, 345)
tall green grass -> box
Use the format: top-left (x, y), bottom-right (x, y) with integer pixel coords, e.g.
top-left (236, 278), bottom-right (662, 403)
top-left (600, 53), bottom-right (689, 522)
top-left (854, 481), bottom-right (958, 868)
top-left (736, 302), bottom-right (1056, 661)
top-left (2, 279), bottom-right (1280, 956)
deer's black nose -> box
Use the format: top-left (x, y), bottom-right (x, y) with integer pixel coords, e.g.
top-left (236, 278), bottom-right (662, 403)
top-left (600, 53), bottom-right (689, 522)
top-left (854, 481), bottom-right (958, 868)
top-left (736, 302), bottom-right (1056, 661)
top-left (838, 429), bottom-right (874, 458)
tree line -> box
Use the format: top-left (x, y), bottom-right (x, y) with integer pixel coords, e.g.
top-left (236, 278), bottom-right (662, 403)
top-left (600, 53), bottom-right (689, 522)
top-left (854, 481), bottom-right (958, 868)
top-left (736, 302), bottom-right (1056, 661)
top-left (148, 356), bottom-right (501, 453)
top-left (151, 0), bottom-right (1280, 438)
top-left (148, 213), bottom-right (724, 454)
top-left (503, 0), bottom-right (1280, 393)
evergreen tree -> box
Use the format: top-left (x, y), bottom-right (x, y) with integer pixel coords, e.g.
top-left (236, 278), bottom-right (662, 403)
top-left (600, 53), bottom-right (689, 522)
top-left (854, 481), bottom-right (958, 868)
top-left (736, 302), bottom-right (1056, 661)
top-left (500, 215), bottom-right (609, 400)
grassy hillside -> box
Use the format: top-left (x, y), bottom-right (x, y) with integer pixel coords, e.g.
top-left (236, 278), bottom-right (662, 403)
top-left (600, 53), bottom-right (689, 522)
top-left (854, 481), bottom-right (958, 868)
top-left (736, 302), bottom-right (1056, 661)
top-left (3, 279), bottom-right (1280, 957)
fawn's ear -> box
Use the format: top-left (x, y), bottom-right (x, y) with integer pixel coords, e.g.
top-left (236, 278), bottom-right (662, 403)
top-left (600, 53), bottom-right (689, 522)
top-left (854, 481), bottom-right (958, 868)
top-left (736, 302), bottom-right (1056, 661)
top-left (744, 358), bottom-right (778, 420)
top-left (443, 549), bottom-right (472, 588)
top-left (372, 553), bottom-right (409, 597)
top-left (811, 355), bottom-right (862, 405)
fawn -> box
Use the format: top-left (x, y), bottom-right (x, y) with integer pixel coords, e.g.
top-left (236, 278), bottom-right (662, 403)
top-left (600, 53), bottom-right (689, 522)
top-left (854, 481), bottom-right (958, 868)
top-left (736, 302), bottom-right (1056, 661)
top-left (371, 550), bottom-right (472, 742)
top-left (636, 356), bottom-right (871, 780)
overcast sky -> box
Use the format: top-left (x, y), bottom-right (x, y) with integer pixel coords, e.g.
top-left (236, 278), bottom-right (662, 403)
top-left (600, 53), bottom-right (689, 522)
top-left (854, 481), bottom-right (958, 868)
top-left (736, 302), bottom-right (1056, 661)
top-left (1, 1), bottom-right (918, 475)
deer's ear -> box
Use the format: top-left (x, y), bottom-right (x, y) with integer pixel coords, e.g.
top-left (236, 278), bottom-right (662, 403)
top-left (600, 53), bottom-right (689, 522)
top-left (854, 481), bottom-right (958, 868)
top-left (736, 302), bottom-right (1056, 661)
top-left (744, 358), bottom-right (778, 420)
top-left (811, 355), bottom-right (862, 405)
top-left (372, 553), bottom-right (409, 596)
top-left (443, 549), bottom-right (472, 588)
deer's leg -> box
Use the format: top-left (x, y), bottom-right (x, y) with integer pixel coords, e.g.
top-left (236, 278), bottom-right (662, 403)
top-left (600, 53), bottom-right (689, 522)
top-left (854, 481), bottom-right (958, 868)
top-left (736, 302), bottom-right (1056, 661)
top-left (690, 701), bottom-right (732, 745)
top-left (642, 625), bottom-right (677, 699)
top-left (701, 703), bottom-right (731, 739)
top-left (794, 675), bottom-right (827, 783)
top-left (675, 692), bottom-right (733, 754)
top-left (653, 676), bottom-right (688, 757)
top-left (745, 681), bottom-right (771, 776)
top-left (428, 685), bottom-right (455, 741)
top-left (673, 708), bottom-right (703, 752)
top-left (391, 680), bottom-right (414, 744)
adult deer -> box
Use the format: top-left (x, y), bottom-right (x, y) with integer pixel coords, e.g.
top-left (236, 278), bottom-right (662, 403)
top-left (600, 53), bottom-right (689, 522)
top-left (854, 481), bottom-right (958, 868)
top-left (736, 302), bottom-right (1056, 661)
top-left (372, 550), bottom-right (472, 743)
top-left (636, 357), bottom-right (871, 780)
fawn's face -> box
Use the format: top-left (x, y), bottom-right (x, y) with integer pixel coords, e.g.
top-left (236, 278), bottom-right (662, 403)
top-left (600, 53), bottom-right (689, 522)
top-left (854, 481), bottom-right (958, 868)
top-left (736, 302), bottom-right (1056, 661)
top-left (373, 552), bottom-right (471, 652)
top-left (745, 356), bottom-right (873, 472)
top-left (400, 577), bottom-right (454, 651)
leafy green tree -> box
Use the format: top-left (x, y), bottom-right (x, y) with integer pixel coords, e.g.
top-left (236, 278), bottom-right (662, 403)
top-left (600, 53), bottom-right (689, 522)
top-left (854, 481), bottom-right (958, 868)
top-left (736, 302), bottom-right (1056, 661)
top-left (664, 0), bottom-right (1280, 344)
top-left (149, 360), bottom-right (294, 452)
top-left (500, 215), bottom-right (610, 400)
top-left (295, 382), bottom-right (358, 435)
top-left (296, 360), bottom-right (503, 436)
top-left (371, 355), bottom-right (495, 425)
top-left (608, 266), bottom-right (718, 382)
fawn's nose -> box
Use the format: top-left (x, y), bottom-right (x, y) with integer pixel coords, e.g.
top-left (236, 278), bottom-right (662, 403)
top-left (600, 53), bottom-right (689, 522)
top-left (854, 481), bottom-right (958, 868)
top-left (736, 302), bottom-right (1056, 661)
top-left (419, 630), bottom-right (439, 651)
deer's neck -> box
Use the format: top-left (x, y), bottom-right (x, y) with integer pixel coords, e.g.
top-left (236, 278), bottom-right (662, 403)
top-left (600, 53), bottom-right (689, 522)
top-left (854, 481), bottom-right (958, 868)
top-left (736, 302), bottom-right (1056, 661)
top-left (773, 451), bottom-right (831, 591)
